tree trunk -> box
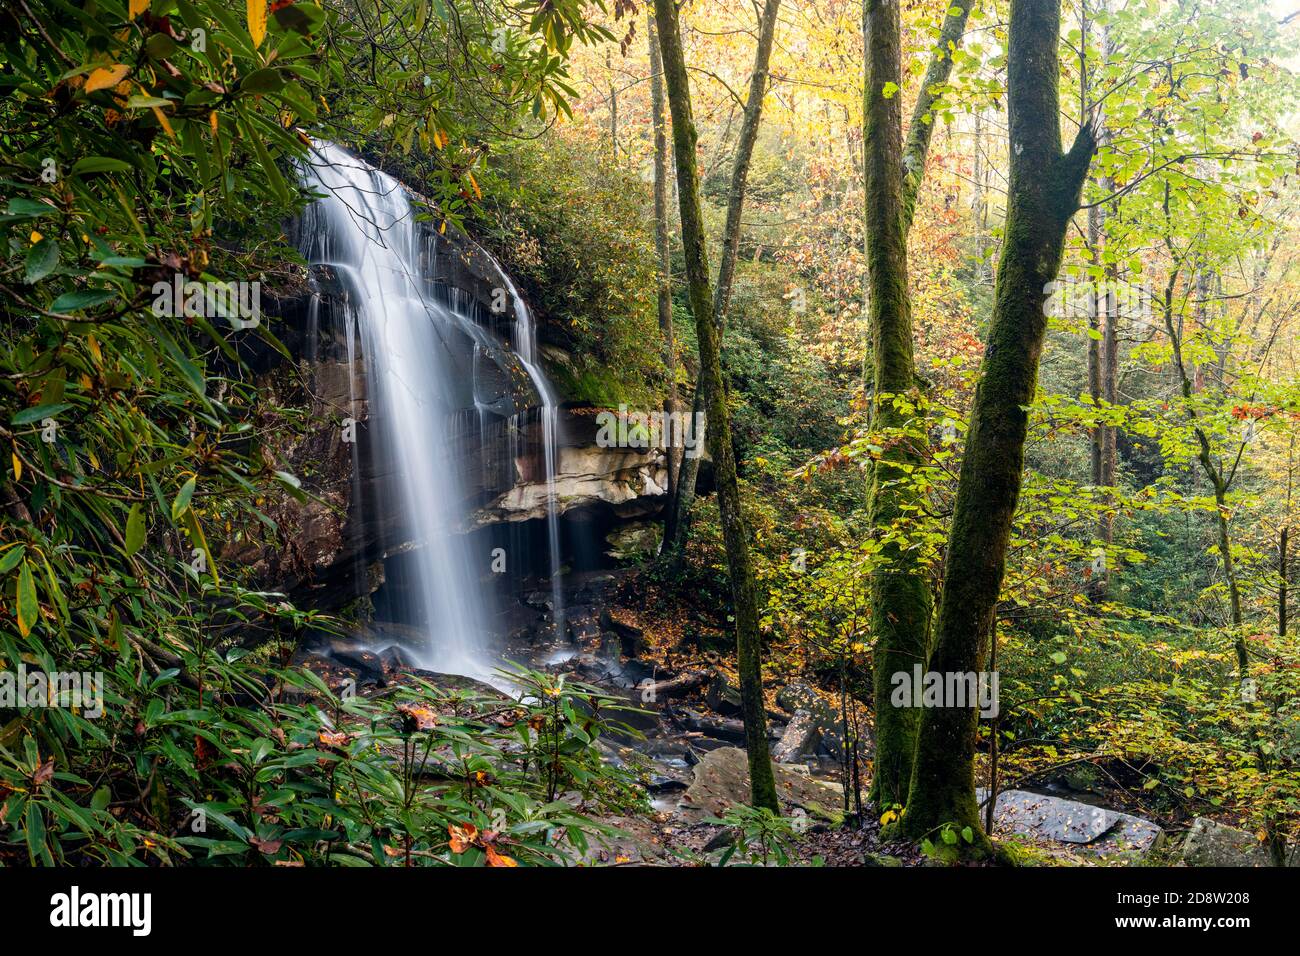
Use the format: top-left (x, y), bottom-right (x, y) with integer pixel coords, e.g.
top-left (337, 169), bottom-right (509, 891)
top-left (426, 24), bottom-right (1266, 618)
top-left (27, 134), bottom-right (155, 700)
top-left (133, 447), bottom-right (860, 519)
top-left (899, 0), bottom-right (1095, 856)
top-left (1280, 525), bottom-right (1288, 638)
top-left (653, 0), bottom-right (779, 812)
top-left (661, 0), bottom-right (782, 563)
top-left (862, 0), bottom-right (928, 808)
top-left (648, 15), bottom-right (682, 519)
top-left (863, 0), bottom-right (974, 807)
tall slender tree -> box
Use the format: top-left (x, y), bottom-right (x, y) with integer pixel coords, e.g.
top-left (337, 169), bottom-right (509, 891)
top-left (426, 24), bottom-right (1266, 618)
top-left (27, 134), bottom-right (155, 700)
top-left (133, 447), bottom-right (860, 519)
top-left (662, 0), bottom-right (783, 560)
top-left (653, 0), bottom-right (780, 812)
top-left (862, 0), bottom-right (973, 807)
top-left (648, 14), bottom-right (682, 513)
top-left (899, 0), bottom-right (1096, 855)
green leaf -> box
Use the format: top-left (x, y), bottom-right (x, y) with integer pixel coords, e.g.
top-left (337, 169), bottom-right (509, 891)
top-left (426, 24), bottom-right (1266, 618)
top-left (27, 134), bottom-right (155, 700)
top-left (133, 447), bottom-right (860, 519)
top-left (50, 289), bottom-right (117, 312)
top-left (240, 68), bottom-right (285, 94)
top-left (0, 545), bottom-right (25, 575)
top-left (12, 403), bottom-right (69, 426)
top-left (25, 238), bottom-right (59, 284)
top-left (125, 503), bottom-right (146, 556)
top-left (6, 198), bottom-right (55, 218)
top-left (16, 560), bottom-right (39, 637)
top-left (172, 476), bottom-right (196, 520)
top-left (71, 156), bottom-right (133, 175)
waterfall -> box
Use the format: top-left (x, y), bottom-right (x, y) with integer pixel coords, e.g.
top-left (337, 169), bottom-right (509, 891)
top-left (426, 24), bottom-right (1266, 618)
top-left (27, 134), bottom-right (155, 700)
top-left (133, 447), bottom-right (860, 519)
top-left (297, 143), bottom-right (566, 675)
top-left (483, 258), bottom-right (566, 635)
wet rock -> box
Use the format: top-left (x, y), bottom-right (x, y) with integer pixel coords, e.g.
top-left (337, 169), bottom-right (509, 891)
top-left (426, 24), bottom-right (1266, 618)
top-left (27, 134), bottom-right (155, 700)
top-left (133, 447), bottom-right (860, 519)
top-left (377, 643), bottom-right (418, 672)
top-left (566, 605), bottom-right (602, 643)
top-left (772, 709), bottom-right (821, 763)
top-left (706, 671), bottom-right (744, 717)
top-left (679, 746), bottom-right (844, 823)
top-left (605, 522), bottom-right (661, 561)
top-left (601, 609), bottom-right (646, 658)
top-left (776, 682), bottom-right (824, 715)
top-left (977, 788), bottom-right (1164, 859)
top-left (522, 590), bottom-right (555, 613)
top-left (861, 851), bottom-right (903, 867)
top-left (330, 646), bottom-right (386, 685)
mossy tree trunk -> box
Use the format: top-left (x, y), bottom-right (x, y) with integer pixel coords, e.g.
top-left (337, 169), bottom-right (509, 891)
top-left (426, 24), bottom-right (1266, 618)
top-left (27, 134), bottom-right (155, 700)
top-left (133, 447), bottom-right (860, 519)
top-left (653, 0), bottom-right (779, 812)
top-left (662, 0), bottom-right (782, 564)
top-left (862, 0), bottom-right (973, 808)
top-left (899, 0), bottom-right (1095, 855)
top-left (648, 15), bottom-right (682, 516)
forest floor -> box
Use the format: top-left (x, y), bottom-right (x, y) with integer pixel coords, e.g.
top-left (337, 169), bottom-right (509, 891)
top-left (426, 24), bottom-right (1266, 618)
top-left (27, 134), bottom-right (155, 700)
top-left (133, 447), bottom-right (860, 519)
top-left (296, 564), bottom-right (1207, 865)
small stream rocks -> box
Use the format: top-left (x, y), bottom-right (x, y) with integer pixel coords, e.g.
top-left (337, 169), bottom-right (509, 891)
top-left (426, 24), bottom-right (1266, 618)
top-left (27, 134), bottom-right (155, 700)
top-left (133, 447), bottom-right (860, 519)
top-left (678, 747), bottom-right (844, 823)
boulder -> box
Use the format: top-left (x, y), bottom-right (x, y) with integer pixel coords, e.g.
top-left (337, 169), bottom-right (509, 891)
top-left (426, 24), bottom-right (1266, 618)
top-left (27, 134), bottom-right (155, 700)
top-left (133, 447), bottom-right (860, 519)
top-left (776, 681), bottom-right (824, 715)
top-left (1178, 817), bottom-right (1294, 867)
top-left (679, 746), bottom-right (844, 823)
top-left (706, 671), bottom-right (744, 717)
top-left (772, 709), bottom-right (821, 763)
top-left (600, 609), bottom-right (647, 657)
top-left (977, 788), bottom-right (1163, 859)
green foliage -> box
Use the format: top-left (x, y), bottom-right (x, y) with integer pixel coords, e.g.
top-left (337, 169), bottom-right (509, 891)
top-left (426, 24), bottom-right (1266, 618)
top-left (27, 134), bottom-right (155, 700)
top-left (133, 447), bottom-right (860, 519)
top-left (0, 0), bottom-right (629, 868)
top-left (470, 124), bottom-right (663, 406)
top-left (704, 804), bottom-right (803, 866)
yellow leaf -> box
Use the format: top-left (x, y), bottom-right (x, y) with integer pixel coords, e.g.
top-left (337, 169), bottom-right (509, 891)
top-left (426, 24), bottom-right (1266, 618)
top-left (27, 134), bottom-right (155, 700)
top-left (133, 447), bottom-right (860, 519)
top-left (152, 105), bottom-right (176, 140)
top-left (248, 0), bottom-right (267, 48)
top-left (29, 230), bottom-right (42, 244)
top-left (209, 111), bottom-right (219, 135)
top-left (85, 64), bottom-right (131, 94)
top-left (11, 452), bottom-right (21, 482)
top-left (129, 0), bottom-right (149, 19)
top-left (467, 171), bottom-right (481, 199)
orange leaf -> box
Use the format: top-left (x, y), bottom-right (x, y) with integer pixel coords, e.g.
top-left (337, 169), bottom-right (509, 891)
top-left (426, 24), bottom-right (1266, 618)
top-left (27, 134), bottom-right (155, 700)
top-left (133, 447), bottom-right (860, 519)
top-left (248, 0), bottom-right (268, 47)
top-left (85, 64), bottom-right (131, 94)
top-left (448, 823), bottom-right (477, 853)
top-left (485, 845), bottom-right (518, 867)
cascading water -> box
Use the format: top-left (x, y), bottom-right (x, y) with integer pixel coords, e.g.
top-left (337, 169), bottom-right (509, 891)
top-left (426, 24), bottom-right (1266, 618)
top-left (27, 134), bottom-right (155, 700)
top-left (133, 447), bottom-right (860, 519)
top-left (296, 143), bottom-right (568, 675)
top-left (484, 259), bottom-right (566, 635)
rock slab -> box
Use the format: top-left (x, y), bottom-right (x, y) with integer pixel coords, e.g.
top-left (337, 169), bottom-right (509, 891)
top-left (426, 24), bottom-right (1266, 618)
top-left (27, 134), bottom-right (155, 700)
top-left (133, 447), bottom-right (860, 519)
top-left (977, 788), bottom-right (1164, 859)
top-left (679, 746), bottom-right (843, 823)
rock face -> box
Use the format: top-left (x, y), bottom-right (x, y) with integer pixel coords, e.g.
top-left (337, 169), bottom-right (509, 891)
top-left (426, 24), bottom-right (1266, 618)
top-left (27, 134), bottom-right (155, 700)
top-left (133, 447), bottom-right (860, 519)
top-left (1178, 817), bottom-right (1297, 867)
top-left (679, 747), bottom-right (844, 823)
top-left (474, 439), bottom-right (667, 526)
top-left (977, 788), bottom-right (1164, 859)
top-left (236, 224), bottom-right (668, 614)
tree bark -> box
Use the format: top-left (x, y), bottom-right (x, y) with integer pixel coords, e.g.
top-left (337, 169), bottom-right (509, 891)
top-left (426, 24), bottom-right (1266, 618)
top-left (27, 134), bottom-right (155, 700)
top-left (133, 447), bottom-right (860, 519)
top-left (653, 0), bottom-right (779, 812)
top-left (899, 0), bottom-right (1095, 855)
top-left (661, 0), bottom-right (782, 563)
top-left (863, 0), bottom-right (973, 807)
top-left (862, 0), bottom-right (929, 808)
top-left (648, 15), bottom-right (682, 520)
